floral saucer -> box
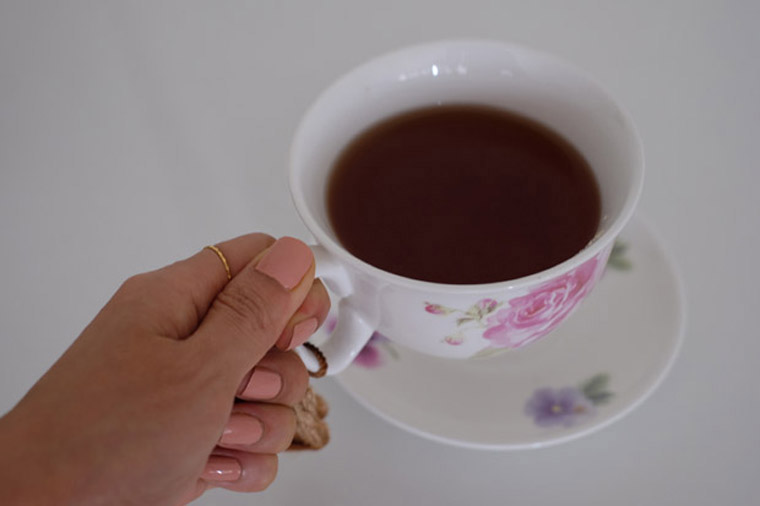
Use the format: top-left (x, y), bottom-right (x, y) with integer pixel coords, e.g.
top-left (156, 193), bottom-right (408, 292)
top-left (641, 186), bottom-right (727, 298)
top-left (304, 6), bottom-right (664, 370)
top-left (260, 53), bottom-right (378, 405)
top-left (328, 216), bottom-right (685, 450)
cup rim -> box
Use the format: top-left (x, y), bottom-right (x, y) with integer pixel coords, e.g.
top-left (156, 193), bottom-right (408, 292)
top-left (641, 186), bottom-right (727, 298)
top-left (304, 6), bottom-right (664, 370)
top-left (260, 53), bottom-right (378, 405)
top-left (289, 38), bottom-right (644, 295)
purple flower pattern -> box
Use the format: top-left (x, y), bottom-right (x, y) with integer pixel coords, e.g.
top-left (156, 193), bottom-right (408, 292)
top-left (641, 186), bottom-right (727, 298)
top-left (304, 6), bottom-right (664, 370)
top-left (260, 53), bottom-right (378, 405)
top-left (525, 388), bottom-right (595, 427)
top-left (323, 315), bottom-right (396, 369)
top-left (525, 374), bottom-right (613, 427)
top-left (353, 332), bottom-right (392, 368)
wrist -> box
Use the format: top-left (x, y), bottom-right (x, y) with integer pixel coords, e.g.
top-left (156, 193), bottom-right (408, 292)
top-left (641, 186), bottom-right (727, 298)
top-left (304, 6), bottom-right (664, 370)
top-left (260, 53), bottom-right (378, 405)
top-left (0, 407), bottom-right (80, 505)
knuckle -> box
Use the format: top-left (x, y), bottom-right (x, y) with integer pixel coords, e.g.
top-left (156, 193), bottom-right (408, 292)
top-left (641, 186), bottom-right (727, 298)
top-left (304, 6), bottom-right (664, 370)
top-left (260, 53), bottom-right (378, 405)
top-left (118, 272), bottom-right (152, 295)
top-left (275, 408), bottom-right (298, 453)
top-left (112, 272), bottom-right (157, 307)
top-left (286, 353), bottom-right (310, 403)
top-left (115, 270), bottom-right (199, 338)
top-left (213, 285), bottom-right (276, 336)
top-left (251, 232), bottom-right (276, 244)
top-left (299, 279), bottom-right (329, 315)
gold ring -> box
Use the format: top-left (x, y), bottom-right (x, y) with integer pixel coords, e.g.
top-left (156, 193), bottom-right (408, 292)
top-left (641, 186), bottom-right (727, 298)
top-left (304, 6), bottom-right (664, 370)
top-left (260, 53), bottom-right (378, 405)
top-left (205, 245), bottom-right (232, 280)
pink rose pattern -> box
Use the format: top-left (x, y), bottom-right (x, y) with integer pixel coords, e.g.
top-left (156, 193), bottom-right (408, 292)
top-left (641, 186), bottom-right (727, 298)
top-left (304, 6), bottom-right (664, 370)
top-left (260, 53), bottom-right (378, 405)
top-left (424, 303), bottom-right (454, 315)
top-left (483, 254), bottom-right (602, 348)
top-left (427, 250), bottom-right (609, 349)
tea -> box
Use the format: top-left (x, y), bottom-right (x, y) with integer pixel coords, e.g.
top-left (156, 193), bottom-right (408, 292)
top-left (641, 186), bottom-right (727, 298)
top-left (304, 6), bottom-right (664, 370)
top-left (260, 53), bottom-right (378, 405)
top-left (326, 105), bottom-right (601, 284)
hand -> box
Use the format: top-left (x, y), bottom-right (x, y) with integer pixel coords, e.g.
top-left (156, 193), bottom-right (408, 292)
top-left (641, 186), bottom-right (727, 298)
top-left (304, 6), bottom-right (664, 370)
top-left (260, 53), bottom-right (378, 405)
top-left (0, 234), bottom-right (330, 505)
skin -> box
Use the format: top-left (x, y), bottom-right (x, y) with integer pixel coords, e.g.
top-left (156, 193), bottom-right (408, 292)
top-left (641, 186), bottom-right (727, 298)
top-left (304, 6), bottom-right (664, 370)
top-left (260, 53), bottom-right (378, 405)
top-left (0, 233), bottom-right (330, 505)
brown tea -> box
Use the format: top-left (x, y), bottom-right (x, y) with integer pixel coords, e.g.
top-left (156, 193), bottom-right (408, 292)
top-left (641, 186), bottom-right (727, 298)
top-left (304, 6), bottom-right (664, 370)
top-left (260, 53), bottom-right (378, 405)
top-left (326, 105), bottom-right (601, 284)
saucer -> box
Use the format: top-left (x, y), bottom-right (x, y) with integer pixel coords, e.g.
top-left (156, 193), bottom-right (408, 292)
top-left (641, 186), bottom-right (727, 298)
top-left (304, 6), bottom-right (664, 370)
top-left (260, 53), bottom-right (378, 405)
top-left (329, 216), bottom-right (686, 450)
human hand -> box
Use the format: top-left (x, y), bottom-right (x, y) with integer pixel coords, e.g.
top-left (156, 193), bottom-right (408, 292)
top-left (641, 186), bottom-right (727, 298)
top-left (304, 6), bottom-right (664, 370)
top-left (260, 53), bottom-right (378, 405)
top-left (0, 234), bottom-right (330, 505)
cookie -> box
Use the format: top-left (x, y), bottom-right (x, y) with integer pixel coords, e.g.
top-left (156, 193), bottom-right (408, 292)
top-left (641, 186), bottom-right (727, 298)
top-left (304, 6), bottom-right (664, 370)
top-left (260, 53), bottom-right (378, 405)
top-left (289, 385), bottom-right (330, 450)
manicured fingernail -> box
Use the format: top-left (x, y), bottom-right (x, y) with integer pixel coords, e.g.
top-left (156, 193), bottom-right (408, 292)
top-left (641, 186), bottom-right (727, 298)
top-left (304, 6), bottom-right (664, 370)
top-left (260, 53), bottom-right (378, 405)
top-left (240, 367), bottom-right (282, 400)
top-left (255, 237), bottom-right (313, 290)
top-left (286, 317), bottom-right (319, 351)
top-left (220, 413), bottom-right (264, 446)
top-left (202, 456), bottom-right (241, 482)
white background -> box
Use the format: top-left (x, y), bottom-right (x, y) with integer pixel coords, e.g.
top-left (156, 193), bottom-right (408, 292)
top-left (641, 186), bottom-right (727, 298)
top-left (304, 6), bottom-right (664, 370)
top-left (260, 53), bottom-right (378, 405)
top-left (0, 1), bottom-right (757, 504)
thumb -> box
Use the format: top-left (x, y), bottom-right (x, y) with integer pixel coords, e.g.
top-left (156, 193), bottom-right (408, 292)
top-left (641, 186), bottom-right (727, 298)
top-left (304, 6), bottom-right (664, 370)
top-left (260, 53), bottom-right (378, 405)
top-left (192, 236), bottom-right (315, 376)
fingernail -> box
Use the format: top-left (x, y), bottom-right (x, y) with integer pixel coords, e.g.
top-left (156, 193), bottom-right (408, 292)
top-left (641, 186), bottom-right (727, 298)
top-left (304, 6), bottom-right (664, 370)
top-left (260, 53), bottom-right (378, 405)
top-left (202, 456), bottom-right (241, 482)
top-left (286, 317), bottom-right (319, 351)
top-left (240, 367), bottom-right (282, 400)
top-left (220, 413), bottom-right (264, 446)
top-left (255, 237), bottom-right (313, 290)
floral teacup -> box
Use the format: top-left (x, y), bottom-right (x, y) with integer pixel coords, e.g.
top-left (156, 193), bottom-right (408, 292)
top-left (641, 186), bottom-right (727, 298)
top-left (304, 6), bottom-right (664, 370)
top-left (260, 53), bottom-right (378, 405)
top-left (289, 40), bottom-right (643, 375)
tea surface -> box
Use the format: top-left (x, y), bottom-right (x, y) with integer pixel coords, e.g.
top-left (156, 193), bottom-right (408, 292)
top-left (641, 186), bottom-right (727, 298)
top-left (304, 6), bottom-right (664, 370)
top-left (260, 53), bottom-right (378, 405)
top-left (327, 105), bottom-right (601, 284)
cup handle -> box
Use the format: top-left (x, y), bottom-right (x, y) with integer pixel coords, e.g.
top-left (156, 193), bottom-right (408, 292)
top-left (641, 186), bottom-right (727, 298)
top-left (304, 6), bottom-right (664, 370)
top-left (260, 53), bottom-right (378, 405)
top-left (295, 244), bottom-right (375, 376)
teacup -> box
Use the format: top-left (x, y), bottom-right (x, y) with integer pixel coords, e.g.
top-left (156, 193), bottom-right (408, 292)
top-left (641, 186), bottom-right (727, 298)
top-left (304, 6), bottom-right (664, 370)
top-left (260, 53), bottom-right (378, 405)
top-left (289, 39), bottom-right (643, 375)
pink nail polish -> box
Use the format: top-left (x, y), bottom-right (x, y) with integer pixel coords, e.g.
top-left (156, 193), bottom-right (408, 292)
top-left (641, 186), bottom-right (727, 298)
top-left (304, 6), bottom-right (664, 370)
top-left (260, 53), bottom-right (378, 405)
top-left (240, 367), bottom-right (282, 400)
top-left (287, 317), bottom-right (319, 350)
top-left (202, 456), bottom-right (241, 482)
top-left (220, 413), bottom-right (264, 446)
top-left (255, 237), bottom-right (313, 290)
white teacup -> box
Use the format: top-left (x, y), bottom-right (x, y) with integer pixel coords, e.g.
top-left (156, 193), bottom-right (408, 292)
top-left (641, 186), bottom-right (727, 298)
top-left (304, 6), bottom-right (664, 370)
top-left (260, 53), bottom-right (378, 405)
top-left (289, 40), bottom-right (643, 375)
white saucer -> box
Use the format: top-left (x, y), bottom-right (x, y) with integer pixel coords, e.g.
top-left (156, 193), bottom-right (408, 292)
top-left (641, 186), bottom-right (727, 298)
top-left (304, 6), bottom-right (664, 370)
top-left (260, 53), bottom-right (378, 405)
top-left (329, 216), bottom-right (685, 450)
